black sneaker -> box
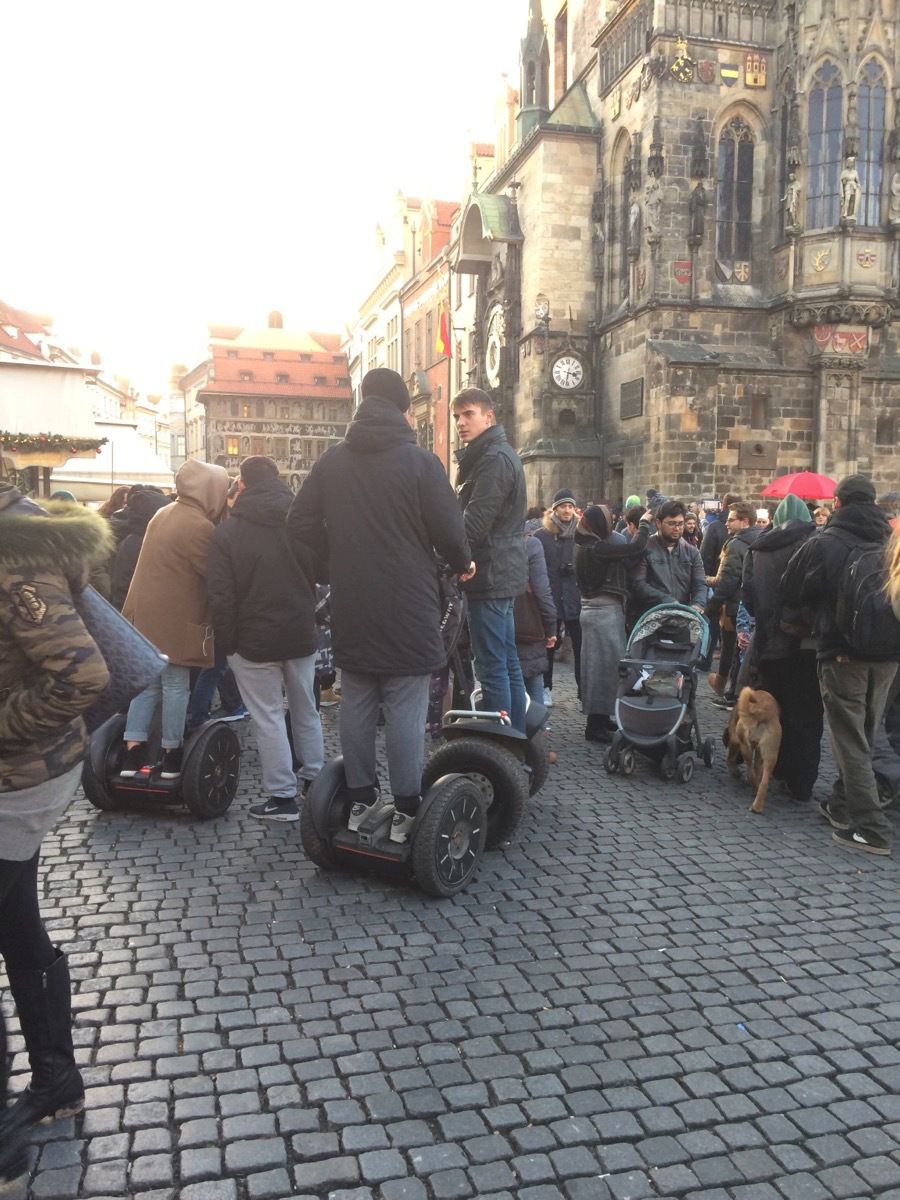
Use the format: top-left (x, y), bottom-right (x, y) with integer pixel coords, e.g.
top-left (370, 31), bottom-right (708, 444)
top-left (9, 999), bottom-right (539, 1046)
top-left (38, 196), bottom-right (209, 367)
top-left (160, 748), bottom-right (183, 780)
top-left (712, 695), bottom-right (736, 710)
top-left (120, 743), bottom-right (148, 777)
top-left (819, 800), bottom-right (850, 830)
top-left (249, 797), bottom-right (299, 822)
top-left (832, 828), bottom-right (891, 856)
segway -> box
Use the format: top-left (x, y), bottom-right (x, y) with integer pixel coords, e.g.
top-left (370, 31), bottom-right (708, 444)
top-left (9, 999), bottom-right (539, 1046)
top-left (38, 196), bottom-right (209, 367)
top-left (301, 759), bottom-right (487, 897)
top-left (81, 712), bottom-right (241, 820)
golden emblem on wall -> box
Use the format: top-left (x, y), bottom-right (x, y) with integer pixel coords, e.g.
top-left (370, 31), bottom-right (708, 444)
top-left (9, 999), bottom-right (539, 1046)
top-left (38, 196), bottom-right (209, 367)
top-left (813, 248), bottom-right (832, 273)
top-left (745, 53), bottom-right (767, 88)
top-left (734, 262), bottom-right (751, 283)
top-left (670, 35), bottom-right (694, 83)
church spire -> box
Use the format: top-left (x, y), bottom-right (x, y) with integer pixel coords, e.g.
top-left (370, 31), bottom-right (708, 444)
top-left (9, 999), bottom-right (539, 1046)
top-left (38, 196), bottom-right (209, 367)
top-left (517, 0), bottom-right (550, 142)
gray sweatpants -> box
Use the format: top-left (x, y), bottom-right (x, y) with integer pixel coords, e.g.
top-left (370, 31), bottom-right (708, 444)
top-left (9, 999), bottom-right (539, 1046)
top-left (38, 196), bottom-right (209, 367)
top-left (228, 652), bottom-right (324, 798)
top-left (339, 671), bottom-right (430, 798)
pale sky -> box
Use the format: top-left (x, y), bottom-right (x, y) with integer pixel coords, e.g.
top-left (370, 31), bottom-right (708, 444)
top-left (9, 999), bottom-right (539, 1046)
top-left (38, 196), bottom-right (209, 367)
top-left (4, 0), bottom-right (522, 392)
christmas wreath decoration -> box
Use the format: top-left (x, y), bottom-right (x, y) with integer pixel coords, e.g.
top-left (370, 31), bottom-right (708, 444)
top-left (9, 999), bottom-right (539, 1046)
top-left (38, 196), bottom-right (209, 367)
top-left (0, 431), bottom-right (107, 453)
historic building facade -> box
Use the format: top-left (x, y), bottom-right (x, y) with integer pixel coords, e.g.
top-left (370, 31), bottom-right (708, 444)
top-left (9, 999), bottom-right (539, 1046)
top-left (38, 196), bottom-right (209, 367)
top-left (455, 0), bottom-right (900, 504)
top-left (183, 315), bottom-right (352, 491)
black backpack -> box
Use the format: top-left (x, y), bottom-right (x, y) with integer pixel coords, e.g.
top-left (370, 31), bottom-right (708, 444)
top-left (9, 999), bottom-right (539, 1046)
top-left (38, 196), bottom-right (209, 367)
top-left (832, 534), bottom-right (900, 657)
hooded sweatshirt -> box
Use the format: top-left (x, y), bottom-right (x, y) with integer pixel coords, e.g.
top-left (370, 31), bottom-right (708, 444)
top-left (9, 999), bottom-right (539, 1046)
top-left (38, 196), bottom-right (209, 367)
top-left (742, 494), bottom-right (815, 660)
top-left (286, 393), bottom-right (471, 675)
top-left (122, 460), bottom-right (229, 667)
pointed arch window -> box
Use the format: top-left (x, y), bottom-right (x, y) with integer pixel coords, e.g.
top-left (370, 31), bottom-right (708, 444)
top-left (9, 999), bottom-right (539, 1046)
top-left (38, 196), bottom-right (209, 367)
top-left (807, 62), bottom-right (844, 229)
top-left (716, 117), bottom-right (754, 278)
top-left (858, 58), bottom-right (887, 226)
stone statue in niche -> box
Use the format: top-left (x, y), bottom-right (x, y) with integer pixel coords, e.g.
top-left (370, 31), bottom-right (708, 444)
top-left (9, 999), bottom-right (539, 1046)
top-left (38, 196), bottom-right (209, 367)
top-left (592, 223), bottom-right (606, 274)
top-left (644, 178), bottom-right (662, 236)
top-left (840, 156), bottom-right (861, 222)
top-left (782, 171), bottom-right (801, 231)
top-left (890, 172), bottom-right (900, 225)
top-left (688, 181), bottom-right (707, 242)
top-left (629, 199), bottom-right (642, 251)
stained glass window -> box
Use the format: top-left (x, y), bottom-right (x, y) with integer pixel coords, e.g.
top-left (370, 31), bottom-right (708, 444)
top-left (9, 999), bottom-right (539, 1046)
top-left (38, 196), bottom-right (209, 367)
top-left (807, 62), bottom-right (843, 228)
top-left (859, 58), bottom-right (887, 226)
top-left (716, 117), bottom-right (754, 276)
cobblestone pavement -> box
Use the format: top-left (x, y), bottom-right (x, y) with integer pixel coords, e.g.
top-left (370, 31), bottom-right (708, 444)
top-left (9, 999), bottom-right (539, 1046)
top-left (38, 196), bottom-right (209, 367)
top-left (4, 665), bottom-right (900, 1200)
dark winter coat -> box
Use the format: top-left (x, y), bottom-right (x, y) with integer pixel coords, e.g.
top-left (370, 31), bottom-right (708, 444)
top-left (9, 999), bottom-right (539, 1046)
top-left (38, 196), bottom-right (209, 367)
top-left (700, 511), bottom-right (729, 575)
top-left (455, 425), bottom-right (527, 600)
top-left (781, 501), bottom-right (896, 661)
top-left (706, 525), bottom-right (763, 620)
top-left (574, 521), bottom-right (650, 603)
top-left (742, 520), bottom-right (816, 661)
top-left (110, 490), bottom-right (171, 610)
top-left (534, 512), bottom-right (581, 620)
top-left (0, 485), bottom-right (111, 792)
top-left (516, 535), bottom-right (558, 680)
top-left (286, 394), bottom-right (471, 676)
top-left (631, 534), bottom-right (707, 615)
top-left (207, 478), bottom-right (318, 663)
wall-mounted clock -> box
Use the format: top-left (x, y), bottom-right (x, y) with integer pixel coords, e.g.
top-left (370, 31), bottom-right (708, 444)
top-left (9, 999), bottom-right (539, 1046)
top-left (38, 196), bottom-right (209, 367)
top-left (484, 304), bottom-right (505, 388)
top-left (551, 352), bottom-right (585, 391)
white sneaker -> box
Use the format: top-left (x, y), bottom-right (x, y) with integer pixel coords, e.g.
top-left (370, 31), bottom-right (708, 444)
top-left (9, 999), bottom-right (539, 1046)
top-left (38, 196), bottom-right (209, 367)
top-left (347, 794), bottom-right (392, 832)
top-left (543, 688), bottom-right (553, 707)
top-left (388, 811), bottom-right (416, 844)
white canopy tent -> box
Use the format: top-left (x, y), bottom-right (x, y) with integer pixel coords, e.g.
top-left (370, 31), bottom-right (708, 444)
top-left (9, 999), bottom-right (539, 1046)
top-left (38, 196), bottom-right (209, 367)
top-left (52, 420), bottom-right (174, 503)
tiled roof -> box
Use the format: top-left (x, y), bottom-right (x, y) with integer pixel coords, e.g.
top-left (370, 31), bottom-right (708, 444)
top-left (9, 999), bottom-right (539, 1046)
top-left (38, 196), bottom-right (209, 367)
top-left (0, 298), bottom-right (52, 358)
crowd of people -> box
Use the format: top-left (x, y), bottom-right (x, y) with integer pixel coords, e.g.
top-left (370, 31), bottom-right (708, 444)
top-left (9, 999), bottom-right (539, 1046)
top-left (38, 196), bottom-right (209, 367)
top-left (1, 367), bottom-right (899, 1186)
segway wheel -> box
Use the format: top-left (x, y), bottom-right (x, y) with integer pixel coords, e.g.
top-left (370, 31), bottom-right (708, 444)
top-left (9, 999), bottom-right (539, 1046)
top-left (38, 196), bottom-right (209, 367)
top-left (412, 776), bottom-right (486, 897)
top-left (299, 799), bottom-right (340, 869)
top-left (422, 737), bottom-right (529, 849)
top-left (604, 749), bottom-right (619, 774)
top-left (81, 752), bottom-right (120, 811)
top-left (702, 738), bottom-right (716, 769)
top-left (677, 754), bottom-right (695, 783)
top-left (620, 748), bottom-right (636, 776)
top-left (183, 725), bottom-right (241, 819)
top-left (524, 732), bottom-right (551, 796)
top-left (659, 751), bottom-right (677, 781)
top-left (81, 715), bottom-right (126, 811)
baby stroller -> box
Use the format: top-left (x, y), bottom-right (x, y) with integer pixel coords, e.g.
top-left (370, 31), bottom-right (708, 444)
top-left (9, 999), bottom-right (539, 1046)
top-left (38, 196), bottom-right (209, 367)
top-left (605, 602), bottom-right (716, 783)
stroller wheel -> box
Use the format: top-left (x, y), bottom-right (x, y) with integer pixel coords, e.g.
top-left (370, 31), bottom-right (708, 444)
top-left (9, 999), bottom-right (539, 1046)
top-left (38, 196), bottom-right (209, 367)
top-left (659, 751), bottom-right (677, 781)
top-left (702, 738), bottom-right (716, 769)
top-left (620, 749), bottom-right (636, 776)
top-left (677, 754), bottom-right (695, 783)
top-left (604, 748), bottom-right (619, 774)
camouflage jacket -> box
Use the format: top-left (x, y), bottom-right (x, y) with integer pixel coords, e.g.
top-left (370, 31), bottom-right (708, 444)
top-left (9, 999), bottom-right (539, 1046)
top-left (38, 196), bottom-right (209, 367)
top-left (0, 484), bottom-right (111, 792)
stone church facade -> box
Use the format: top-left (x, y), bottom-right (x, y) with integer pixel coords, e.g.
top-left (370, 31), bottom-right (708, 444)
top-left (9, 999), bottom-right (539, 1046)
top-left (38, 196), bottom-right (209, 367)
top-left (455, 0), bottom-right (900, 505)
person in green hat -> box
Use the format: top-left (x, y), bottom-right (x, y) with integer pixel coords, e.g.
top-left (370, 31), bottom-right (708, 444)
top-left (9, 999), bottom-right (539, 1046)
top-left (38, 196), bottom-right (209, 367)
top-left (742, 491), bottom-right (818, 802)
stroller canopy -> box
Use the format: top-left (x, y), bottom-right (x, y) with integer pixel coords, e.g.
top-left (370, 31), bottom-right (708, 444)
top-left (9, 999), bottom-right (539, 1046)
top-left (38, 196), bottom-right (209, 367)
top-left (627, 603), bottom-right (710, 660)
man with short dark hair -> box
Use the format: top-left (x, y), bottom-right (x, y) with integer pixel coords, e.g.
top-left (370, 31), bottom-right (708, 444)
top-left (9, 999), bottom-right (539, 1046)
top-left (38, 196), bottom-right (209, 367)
top-left (700, 491), bottom-right (742, 575)
top-left (782, 473), bottom-right (898, 855)
top-left (207, 455), bottom-right (323, 822)
top-left (631, 499), bottom-right (707, 618)
top-left (452, 388), bottom-right (528, 732)
top-left (288, 369), bottom-right (473, 843)
top-left (705, 501), bottom-right (762, 703)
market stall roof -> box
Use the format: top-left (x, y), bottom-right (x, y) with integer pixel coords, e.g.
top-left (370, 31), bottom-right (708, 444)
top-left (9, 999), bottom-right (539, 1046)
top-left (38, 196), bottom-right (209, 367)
top-left (52, 420), bottom-right (174, 498)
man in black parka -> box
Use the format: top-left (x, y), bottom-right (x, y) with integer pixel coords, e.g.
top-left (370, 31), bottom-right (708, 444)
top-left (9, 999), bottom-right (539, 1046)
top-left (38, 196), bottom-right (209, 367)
top-left (287, 369), bottom-right (472, 843)
top-left (207, 455), bottom-right (323, 822)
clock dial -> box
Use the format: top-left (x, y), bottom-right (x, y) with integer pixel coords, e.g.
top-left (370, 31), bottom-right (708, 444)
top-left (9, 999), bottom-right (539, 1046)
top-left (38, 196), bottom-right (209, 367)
top-left (484, 305), bottom-right (504, 387)
top-left (551, 354), bottom-right (584, 390)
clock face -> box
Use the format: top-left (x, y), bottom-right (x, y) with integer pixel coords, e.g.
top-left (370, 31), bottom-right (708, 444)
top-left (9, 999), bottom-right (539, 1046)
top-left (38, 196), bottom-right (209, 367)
top-left (484, 305), bottom-right (504, 388)
top-left (551, 354), bottom-right (584, 390)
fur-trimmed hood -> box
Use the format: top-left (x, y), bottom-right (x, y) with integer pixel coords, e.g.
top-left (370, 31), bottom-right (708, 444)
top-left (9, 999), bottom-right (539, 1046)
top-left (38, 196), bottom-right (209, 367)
top-left (0, 484), bottom-right (114, 576)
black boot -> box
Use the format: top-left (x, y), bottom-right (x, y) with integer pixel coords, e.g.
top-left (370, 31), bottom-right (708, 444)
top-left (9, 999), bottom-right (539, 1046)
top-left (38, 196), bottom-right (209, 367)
top-left (585, 714), bottom-right (612, 743)
top-left (0, 1014), bottom-right (29, 1190)
top-left (7, 950), bottom-right (84, 1125)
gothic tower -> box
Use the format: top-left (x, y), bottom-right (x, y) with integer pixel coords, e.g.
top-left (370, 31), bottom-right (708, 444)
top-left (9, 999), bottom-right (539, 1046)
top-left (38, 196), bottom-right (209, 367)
top-left (517, 0), bottom-right (550, 142)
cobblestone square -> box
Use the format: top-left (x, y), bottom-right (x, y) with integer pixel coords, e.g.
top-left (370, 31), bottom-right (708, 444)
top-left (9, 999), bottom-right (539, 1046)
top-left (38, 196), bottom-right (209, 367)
top-left (4, 667), bottom-right (899, 1200)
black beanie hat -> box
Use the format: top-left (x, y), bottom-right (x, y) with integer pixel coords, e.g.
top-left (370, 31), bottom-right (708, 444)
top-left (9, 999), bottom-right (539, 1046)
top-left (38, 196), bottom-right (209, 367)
top-left (835, 474), bottom-right (876, 506)
top-left (361, 368), bottom-right (411, 413)
top-left (551, 488), bottom-right (577, 509)
top-left (240, 455), bottom-right (280, 488)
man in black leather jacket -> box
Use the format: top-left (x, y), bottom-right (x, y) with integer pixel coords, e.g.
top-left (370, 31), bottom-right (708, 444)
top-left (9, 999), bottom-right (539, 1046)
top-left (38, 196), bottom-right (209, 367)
top-left (631, 500), bottom-right (707, 619)
top-left (453, 388), bottom-right (528, 732)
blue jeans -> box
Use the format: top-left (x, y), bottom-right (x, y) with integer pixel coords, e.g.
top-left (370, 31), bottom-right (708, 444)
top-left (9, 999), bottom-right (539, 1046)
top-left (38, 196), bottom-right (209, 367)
top-left (124, 664), bottom-right (192, 749)
top-left (467, 598), bottom-right (527, 733)
top-left (187, 649), bottom-right (243, 729)
top-left (524, 674), bottom-right (544, 705)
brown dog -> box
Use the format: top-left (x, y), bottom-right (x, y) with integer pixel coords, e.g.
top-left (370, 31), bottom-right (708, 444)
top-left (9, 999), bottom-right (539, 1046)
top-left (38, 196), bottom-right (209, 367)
top-left (723, 687), bottom-right (782, 814)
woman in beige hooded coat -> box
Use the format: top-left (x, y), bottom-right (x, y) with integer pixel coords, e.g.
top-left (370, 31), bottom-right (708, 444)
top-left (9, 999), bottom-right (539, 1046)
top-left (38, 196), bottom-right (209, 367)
top-left (120, 459), bottom-right (229, 779)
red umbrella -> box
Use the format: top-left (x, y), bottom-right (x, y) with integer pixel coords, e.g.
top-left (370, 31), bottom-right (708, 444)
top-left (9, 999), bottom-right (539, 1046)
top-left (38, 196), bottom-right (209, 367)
top-left (760, 471), bottom-right (836, 500)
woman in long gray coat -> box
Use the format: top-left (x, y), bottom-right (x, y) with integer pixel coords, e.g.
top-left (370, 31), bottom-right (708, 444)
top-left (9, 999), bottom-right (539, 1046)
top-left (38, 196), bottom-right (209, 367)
top-left (575, 505), bottom-right (651, 741)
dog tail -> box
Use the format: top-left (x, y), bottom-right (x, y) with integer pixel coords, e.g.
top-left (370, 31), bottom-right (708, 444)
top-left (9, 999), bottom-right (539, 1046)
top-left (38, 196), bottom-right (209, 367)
top-left (740, 687), bottom-right (779, 718)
